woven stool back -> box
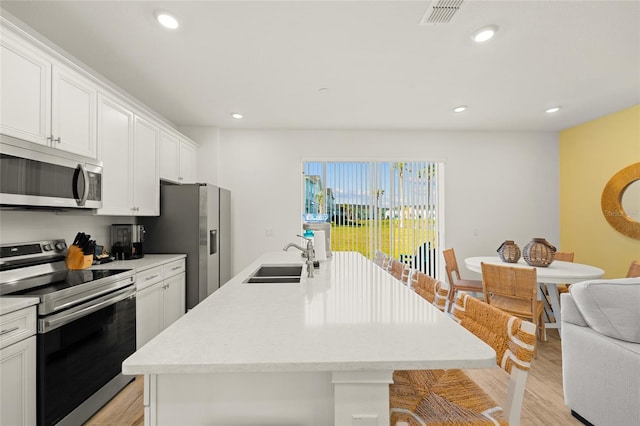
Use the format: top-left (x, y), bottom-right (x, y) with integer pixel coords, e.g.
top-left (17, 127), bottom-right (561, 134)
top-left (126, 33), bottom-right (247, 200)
top-left (453, 293), bottom-right (536, 374)
top-left (373, 250), bottom-right (386, 267)
top-left (389, 258), bottom-right (405, 281)
top-left (410, 271), bottom-right (448, 311)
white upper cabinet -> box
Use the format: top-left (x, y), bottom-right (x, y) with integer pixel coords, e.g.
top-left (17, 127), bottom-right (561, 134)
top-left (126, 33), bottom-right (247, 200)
top-left (160, 130), bottom-right (198, 184)
top-left (51, 64), bottom-right (98, 158)
top-left (159, 130), bottom-right (180, 181)
top-left (179, 141), bottom-right (198, 183)
top-left (97, 94), bottom-right (133, 215)
top-left (0, 29), bottom-right (51, 145)
top-left (0, 27), bottom-right (98, 158)
top-left (133, 116), bottom-right (160, 216)
top-left (97, 94), bottom-right (159, 216)
top-left (2, 18), bottom-right (198, 214)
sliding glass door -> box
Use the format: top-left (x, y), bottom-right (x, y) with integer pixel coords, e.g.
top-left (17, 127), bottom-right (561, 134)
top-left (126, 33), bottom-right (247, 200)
top-left (303, 160), bottom-right (444, 278)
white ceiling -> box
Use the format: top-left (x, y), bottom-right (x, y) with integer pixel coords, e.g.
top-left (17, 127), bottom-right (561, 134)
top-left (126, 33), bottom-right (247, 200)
top-left (2, 1), bottom-right (639, 132)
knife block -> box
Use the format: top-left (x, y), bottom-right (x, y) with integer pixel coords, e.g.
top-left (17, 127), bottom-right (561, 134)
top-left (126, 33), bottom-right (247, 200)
top-left (66, 245), bottom-right (93, 270)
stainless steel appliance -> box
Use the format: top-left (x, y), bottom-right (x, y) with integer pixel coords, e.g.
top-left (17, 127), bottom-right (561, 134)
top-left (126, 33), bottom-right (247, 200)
top-left (141, 183), bottom-right (230, 310)
top-left (0, 136), bottom-right (103, 209)
top-left (111, 224), bottom-right (145, 260)
top-left (0, 239), bottom-right (135, 426)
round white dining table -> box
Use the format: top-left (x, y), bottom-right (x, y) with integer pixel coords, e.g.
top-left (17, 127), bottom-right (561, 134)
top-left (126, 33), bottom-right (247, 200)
top-left (464, 256), bottom-right (605, 333)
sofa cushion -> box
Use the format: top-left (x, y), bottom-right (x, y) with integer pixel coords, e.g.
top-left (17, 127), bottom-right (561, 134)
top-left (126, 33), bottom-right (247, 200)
top-left (570, 278), bottom-right (640, 343)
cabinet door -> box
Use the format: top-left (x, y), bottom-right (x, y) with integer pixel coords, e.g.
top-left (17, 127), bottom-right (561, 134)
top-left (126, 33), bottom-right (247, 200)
top-left (96, 94), bottom-right (134, 215)
top-left (159, 131), bottom-right (180, 183)
top-left (163, 272), bottom-right (186, 328)
top-left (0, 336), bottom-right (36, 426)
top-left (51, 65), bottom-right (98, 158)
top-left (136, 283), bottom-right (164, 349)
top-left (132, 116), bottom-right (159, 216)
top-left (0, 30), bottom-right (51, 145)
top-left (179, 141), bottom-right (198, 184)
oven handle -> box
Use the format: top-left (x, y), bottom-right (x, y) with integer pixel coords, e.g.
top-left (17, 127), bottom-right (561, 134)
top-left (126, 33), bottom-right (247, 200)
top-left (40, 286), bottom-right (135, 333)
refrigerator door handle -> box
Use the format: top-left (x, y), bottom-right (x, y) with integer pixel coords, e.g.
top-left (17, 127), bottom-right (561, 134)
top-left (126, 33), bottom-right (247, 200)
top-left (210, 229), bottom-right (217, 255)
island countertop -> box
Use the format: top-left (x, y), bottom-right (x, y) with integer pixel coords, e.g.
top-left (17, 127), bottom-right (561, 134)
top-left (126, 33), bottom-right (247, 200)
top-left (122, 251), bottom-right (495, 375)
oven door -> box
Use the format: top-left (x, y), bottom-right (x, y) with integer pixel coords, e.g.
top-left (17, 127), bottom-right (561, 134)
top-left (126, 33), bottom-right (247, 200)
top-left (36, 286), bottom-right (135, 426)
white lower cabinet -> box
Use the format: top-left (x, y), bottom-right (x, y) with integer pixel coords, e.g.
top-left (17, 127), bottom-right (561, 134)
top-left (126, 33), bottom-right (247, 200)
top-left (0, 306), bottom-right (36, 426)
top-left (136, 259), bottom-right (186, 349)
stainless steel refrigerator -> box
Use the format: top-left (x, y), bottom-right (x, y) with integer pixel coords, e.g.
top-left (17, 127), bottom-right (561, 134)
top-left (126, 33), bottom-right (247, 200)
top-left (141, 183), bottom-right (231, 310)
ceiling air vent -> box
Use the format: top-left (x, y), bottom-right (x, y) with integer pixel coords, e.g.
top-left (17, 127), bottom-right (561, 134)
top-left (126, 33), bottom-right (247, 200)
top-left (419, 0), bottom-right (465, 25)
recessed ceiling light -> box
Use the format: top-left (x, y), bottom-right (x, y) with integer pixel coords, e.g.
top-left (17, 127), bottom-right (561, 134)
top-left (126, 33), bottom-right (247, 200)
top-left (155, 11), bottom-right (180, 29)
top-left (545, 106), bottom-right (561, 114)
top-left (472, 25), bottom-right (498, 43)
top-left (231, 113), bottom-right (243, 119)
top-left (453, 105), bottom-right (467, 113)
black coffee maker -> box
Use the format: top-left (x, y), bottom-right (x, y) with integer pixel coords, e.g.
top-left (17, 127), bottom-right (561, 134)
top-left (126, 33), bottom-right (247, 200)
top-left (111, 224), bottom-right (145, 260)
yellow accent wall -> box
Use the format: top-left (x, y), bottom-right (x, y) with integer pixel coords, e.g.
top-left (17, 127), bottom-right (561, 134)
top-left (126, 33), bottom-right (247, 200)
top-left (560, 104), bottom-right (640, 278)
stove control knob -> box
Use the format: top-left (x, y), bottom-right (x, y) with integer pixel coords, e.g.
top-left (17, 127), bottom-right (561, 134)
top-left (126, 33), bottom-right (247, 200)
top-left (55, 242), bottom-right (67, 251)
top-left (43, 244), bottom-right (53, 251)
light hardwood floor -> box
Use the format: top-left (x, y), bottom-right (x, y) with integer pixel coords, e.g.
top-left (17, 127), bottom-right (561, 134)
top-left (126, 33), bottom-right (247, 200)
top-left (84, 329), bottom-right (580, 426)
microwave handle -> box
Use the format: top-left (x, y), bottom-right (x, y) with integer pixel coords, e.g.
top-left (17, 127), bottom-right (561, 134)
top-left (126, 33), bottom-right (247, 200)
top-left (73, 163), bottom-right (90, 207)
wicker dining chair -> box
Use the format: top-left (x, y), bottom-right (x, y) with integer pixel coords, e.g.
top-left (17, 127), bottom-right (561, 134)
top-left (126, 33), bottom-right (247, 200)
top-left (553, 251), bottom-right (575, 295)
top-left (554, 251), bottom-right (575, 262)
top-left (481, 262), bottom-right (546, 342)
top-left (390, 293), bottom-right (537, 426)
top-left (627, 260), bottom-right (640, 278)
top-left (443, 248), bottom-right (483, 313)
top-left (409, 270), bottom-right (448, 311)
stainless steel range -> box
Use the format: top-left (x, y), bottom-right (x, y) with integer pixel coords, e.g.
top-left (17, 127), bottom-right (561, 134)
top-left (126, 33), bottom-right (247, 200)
top-left (0, 239), bottom-right (136, 426)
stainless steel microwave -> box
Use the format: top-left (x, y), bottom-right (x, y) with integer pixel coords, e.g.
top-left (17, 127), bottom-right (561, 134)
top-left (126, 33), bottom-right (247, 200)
top-left (0, 136), bottom-right (103, 209)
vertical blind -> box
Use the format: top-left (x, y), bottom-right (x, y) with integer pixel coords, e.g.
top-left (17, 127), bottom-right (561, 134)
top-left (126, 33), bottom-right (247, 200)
top-left (303, 160), bottom-right (443, 278)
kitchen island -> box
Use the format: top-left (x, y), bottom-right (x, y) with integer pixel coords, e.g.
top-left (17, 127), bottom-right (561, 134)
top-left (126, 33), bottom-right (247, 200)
top-left (123, 251), bottom-right (495, 425)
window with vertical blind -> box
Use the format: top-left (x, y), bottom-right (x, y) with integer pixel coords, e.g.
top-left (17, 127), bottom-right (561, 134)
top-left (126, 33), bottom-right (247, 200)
top-left (303, 160), bottom-right (443, 278)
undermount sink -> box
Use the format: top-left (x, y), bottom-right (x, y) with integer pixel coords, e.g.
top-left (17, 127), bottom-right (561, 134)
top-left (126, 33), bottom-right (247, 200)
top-left (243, 264), bottom-right (303, 284)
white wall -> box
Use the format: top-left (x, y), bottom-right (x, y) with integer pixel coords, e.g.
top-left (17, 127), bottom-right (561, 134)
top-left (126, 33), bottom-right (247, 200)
top-left (178, 126), bottom-right (219, 185)
top-left (0, 210), bottom-right (135, 248)
top-left (217, 129), bottom-right (560, 277)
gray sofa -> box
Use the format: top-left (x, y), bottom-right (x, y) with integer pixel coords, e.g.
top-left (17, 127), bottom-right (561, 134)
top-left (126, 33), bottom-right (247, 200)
top-left (561, 277), bottom-right (640, 426)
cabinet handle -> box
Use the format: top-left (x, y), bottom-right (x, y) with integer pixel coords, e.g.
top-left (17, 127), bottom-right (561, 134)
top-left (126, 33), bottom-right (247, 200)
top-left (146, 274), bottom-right (159, 281)
top-left (47, 135), bottom-right (54, 143)
top-left (0, 326), bottom-right (20, 336)
top-left (54, 137), bottom-right (62, 144)
top-left (178, 176), bottom-right (183, 181)
top-left (171, 266), bottom-right (181, 271)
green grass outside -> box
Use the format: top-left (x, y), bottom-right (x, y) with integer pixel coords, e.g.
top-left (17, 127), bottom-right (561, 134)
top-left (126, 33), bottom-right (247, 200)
top-left (330, 219), bottom-right (437, 260)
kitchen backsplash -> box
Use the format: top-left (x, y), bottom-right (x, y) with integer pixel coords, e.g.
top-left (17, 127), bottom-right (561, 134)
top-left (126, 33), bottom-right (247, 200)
top-left (0, 209), bottom-right (137, 247)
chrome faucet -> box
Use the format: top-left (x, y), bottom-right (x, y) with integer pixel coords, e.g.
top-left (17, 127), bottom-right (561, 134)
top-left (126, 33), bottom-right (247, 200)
top-left (283, 235), bottom-right (315, 278)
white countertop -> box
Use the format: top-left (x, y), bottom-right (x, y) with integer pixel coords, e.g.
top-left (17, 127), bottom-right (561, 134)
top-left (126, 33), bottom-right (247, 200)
top-left (0, 296), bottom-right (39, 315)
top-left (90, 254), bottom-right (186, 273)
top-left (123, 251), bottom-right (495, 375)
